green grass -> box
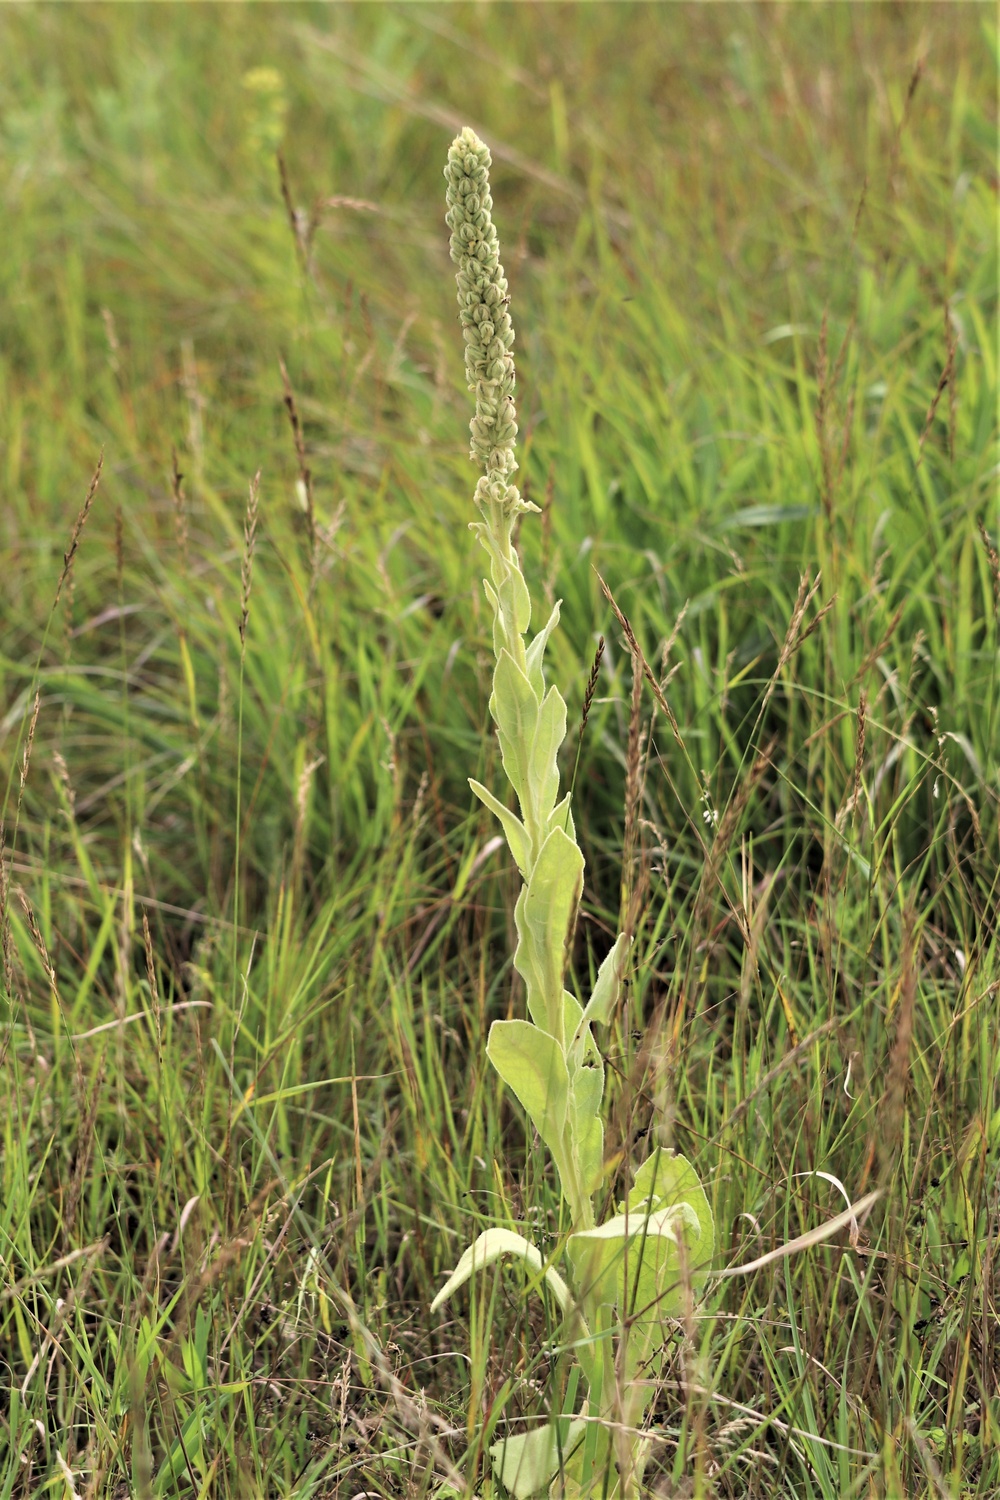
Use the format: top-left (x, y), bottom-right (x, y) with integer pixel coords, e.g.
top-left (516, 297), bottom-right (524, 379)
top-left (1, 4), bottom-right (997, 1497)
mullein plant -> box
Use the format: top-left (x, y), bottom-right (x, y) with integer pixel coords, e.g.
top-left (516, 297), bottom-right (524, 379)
top-left (431, 127), bottom-right (715, 1499)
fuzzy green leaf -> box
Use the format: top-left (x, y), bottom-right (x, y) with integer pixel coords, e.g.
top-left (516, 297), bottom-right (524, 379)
top-left (626, 1149), bottom-right (715, 1289)
top-left (496, 559), bottom-right (532, 638)
top-left (469, 779), bottom-right (532, 879)
top-left (487, 1019), bottom-right (569, 1160)
top-left (429, 1227), bottom-right (572, 1316)
top-left (527, 684), bottom-right (567, 827)
top-left (548, 791), bottom-right (575, 844)
top-left (482, 575), bottom-right (508, 661)
top-left (514, 826), bottom-right (584, 1039)
top-left (566, 1152), bottom-right (715, 1431)
top-left (572, 932), bottom-right (631, 1047)
top-left (524, 599), bottom-right (562, 698)
top-left (566, 1199), bottom-right (701, 1410)
top-left (566, 1202), bottom-right (694, 1307)
top-left (490, 1419), bottom-right (586, 1499)
top-left (569, 1061), bottom-right (605, 1198)
top-left (491, 648), bottom-right (538, 808)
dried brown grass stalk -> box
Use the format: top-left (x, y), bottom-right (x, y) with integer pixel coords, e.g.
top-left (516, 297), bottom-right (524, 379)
top-left (889, 54), bottom-right (926, 184)
top-left (63, 1061), bottom-right (106, 1245)
top-left (18, 887), bottom-right (59, 1013)
top-left (853, 690), bottom-right (868, 810)
top-left (595, 570), bottom-right (684, 748)
top-left (850, 603), bottom-right (904, 688)
top-left (693, 739), bottom-right (776, 948)
top-left (277, 149), bottom-right (308, 272)
top-left (837, 689), bottom-right (868, 829)
top-left (851, 174), bottom-right (869, 248)
top-left (660, 598), bottom-right (689, 678)
top-left (760, 571), bottom-right (827, 716)
top-left (54, 454), bottom-right (103, 610)
top-left (0, 822), bottom-right (16, 1006)
top-left (277, 150), bottom-right (323, 274)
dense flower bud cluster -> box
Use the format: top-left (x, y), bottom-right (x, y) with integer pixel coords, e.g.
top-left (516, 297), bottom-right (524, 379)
top-left (445, 128), bottom-right (520, 506)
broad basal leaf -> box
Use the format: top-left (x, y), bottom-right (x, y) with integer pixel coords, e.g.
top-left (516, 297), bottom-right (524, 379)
top-left (490, 1418), bottom-right (586, 1499)
top-left (568, 1201), bottom-right (703, 1432)
top-left (626, 1149), bottom-right (715, 1292)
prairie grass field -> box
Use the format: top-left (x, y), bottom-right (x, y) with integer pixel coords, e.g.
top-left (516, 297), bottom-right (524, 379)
top-left (1, 4), bottom-right (998, 1497)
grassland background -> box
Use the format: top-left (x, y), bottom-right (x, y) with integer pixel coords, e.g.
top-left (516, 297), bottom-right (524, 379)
top-left (0, 3), bottom-right (997, 1497)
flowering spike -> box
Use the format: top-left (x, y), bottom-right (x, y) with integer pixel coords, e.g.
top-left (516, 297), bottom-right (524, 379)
top-left (445, 128), bottom-right (533, 523)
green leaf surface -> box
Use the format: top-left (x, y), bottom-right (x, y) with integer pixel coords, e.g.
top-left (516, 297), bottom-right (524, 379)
top-left (481, 574), bottom-right (509, 661)
top-left (564, 1151), bottom-right (715, 1430)
top-left (429, 1227), bottom-right (572, 1316)
top-left (469, 778), bottom-right (532, 879)
top-left (490, 1418), bottom-right (586, 1499)
top-left (496, 557), bottom-right (532, 637)
top-left (569, 1061), bottom-right (605, 1198)
top-left (566, 1199), bottom-right (702, 1428)
top-left (514, 826), bottom-right (584, 1038)
top-left (524, 598), bottom-right (562, 698)
top-left (573, 932), bottom-right (631, 1043)
top-left (566, 1201), bottom-right (697, 1308)
top-left (528, 683), bottom-right (568, 826)
top-left (492, 648), bottom-right (539, 809)
top-left (548, 790), bottom-right (576, 844)
top-left (627, 1149), bottom-right (715, 1287)
top-left (487, 1019), bottom-right (569, 1160)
